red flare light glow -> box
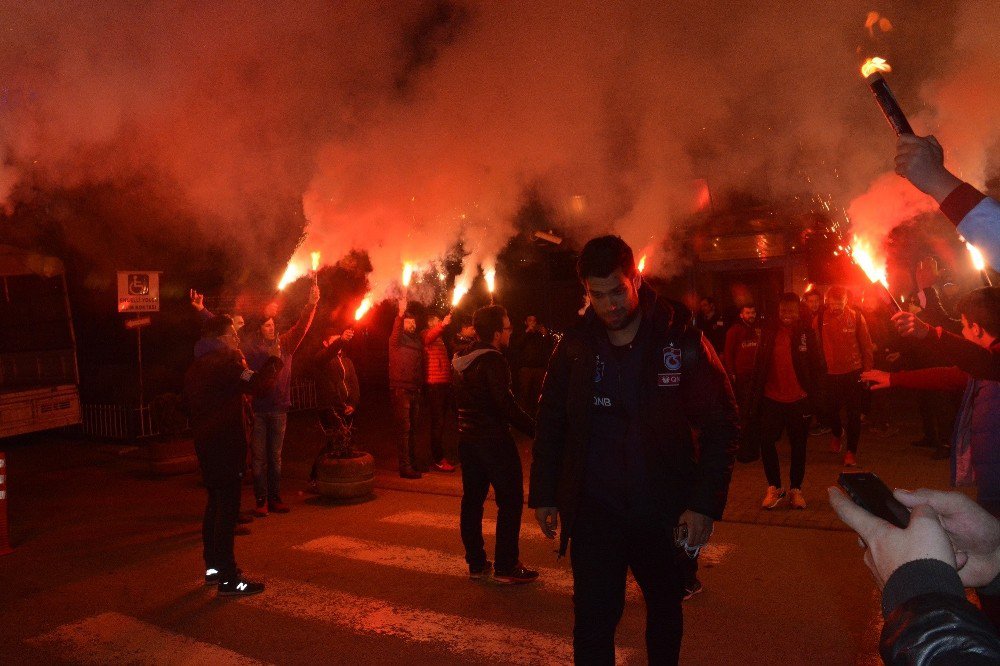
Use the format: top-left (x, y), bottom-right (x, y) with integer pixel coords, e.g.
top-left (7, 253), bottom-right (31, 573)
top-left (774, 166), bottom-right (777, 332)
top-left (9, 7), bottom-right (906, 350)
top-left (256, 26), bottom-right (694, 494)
top-left (637, 255), bottom-right (647, 274)
top-left (851, 237), bottom-right (901, 311)
top-left (354, 294), bottom-right (373, 321)
top-left (967, 243), bottom-right (993, 286)
top-left (402, 262), bottom-right (415, 288)
top-left (484, 267), bottom-right (496, 293)
top-left (278, 262), bottom-right (302, 290)
top-left (451, 284), bottom-right (469, 307)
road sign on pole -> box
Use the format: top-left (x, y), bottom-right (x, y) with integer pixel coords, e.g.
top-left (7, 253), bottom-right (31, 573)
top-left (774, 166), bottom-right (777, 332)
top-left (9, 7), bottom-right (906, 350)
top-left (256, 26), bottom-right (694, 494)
top-left (117, 271), bottom-right (161, 313)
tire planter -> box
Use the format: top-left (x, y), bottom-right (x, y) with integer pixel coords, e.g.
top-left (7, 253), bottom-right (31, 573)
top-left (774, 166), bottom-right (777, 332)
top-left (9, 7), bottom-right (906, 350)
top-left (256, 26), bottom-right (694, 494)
top-left (315, 451), bottom-right (375, 502)
top-left (148, 437), bottom-right (199, 476)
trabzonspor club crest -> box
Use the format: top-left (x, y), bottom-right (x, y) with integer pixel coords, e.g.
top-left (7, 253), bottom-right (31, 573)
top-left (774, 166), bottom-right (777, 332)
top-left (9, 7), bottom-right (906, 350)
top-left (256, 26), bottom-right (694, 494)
top-left (662, 345), bottom-right (682, 372)
top-left (593, 355), bottom-right (605, 383)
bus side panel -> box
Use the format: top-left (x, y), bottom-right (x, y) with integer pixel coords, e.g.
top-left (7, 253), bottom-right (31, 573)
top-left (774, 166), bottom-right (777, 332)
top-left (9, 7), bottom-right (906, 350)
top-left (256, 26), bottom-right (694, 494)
top-left (0, 385), bottom-right (81, 439)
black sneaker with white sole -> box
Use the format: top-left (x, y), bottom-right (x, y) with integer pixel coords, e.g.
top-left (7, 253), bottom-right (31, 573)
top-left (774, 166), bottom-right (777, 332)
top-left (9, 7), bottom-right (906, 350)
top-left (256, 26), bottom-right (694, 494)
top-left (493, 563), bottom-right (539, 585)
top-left (218, 576), bottom-right (264, 596)
top-left (469, 560), bottom-right (493, 580)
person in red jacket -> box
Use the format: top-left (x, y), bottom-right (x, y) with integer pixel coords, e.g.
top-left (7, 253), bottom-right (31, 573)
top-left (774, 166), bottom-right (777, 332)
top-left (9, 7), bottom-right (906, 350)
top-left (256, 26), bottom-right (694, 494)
top-left (817, 286), bottom-right (874, 467)
top-left (724, 304), bottom-right (760, 458)
top-left (422, 310), bottom-right (456, 473)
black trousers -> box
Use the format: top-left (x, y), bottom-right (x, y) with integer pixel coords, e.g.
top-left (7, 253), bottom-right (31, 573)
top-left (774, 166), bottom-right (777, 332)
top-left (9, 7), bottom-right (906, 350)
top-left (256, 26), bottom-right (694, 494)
top-left (425, 383), bottom-right (450, 463)
top-left (390, 388), bottom-right (421, 471)
top-left (571, 501), bottom-right (684, 665)
top-left (202, 474), bottom-right (242, 578)
top-left (759, 397), bottom-right (811, 489)
top-left (458, 436), bottom-right (523, 573)
top-left (824, 371), bottom-right (864, 453)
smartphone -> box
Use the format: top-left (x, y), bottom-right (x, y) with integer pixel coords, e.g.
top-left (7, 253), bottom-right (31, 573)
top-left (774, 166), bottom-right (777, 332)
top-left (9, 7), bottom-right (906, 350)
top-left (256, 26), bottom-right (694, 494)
top-left (838, 472), bottom-right (910, 528)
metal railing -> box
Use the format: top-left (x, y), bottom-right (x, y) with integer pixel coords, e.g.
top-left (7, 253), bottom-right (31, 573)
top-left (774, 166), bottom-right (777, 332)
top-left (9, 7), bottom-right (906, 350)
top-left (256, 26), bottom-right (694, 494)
top-left (79, 378), bottom-right (317, 440)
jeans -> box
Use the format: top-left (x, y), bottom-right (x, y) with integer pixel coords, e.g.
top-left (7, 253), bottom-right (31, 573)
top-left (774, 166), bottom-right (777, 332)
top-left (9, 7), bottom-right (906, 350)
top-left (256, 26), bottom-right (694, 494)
top-left (570, 500), bottom-right (684, 665)
top-left (458, 436), bottom-right (523, 573)
top-left (518, 366), bottom-right (546, 414)
top-left (203, 474), bottom-right (242, 578)
top-left (251, 411), bottom-right (287, 501)
top-left (759, 397), bottom-right (811, 489)
top-left (824, 371), bottom-right (864, 453)
top-left (425, 383), bottom-right (450, 463)
top-left (391, 388), bottom-right (421, 471)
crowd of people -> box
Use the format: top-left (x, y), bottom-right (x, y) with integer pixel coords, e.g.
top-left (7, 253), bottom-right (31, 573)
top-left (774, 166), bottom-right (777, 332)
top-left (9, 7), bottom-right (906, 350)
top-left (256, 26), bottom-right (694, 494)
top-left (178, 134), bottom-right (1000, 663)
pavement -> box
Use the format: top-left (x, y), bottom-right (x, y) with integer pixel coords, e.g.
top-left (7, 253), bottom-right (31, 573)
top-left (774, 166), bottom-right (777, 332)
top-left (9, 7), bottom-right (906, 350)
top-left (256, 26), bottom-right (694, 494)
top-left (0, 401), bottom-right (966, 665)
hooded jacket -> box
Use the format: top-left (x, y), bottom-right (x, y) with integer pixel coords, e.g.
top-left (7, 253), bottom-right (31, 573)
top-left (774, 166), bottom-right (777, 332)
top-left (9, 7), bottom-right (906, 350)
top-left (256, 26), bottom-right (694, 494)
top-left (528, 282), bottom-right (739, 555)
top-left (453, 343), bottom-right (535, 441)
top-left (388, 316), bottom-right (424, 390)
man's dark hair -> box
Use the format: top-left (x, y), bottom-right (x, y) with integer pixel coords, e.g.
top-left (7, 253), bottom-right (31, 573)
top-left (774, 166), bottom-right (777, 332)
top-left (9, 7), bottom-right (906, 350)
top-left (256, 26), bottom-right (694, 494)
top-left (827, 285), bottom-right (848, 301)
top-left (740, 303), bottom-right (756, 312)
top-left (203, 314), bottom-right (235, 338)
top-left (780, 292), bottom-right (800, 305)
top-left (576, 235), bottom-right (636, 281)
top-left (957, 287), bottom-right (1000, 338)
top-left (473, 305), bottom-right (507, 342)
top-left (805, 288), bottom-right (824, 300)
top-left (700, 296), bottom-right (715, 305)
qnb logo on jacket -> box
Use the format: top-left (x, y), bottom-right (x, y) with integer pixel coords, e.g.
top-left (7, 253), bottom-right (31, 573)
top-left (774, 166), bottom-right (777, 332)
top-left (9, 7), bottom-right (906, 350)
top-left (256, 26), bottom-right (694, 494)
top-left (593, 395), bottom-right (613, 408)
top-left (659, 344), bottom-right (682, 387)
top-left (799, 333), bottom-right (808, 353)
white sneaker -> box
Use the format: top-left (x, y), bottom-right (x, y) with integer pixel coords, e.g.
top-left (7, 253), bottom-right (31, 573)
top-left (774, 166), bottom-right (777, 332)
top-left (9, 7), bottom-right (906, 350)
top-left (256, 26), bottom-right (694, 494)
top-left (788, 488), bottom-right (807, 510)
top-left (761, 486), bottom-right (786, 510)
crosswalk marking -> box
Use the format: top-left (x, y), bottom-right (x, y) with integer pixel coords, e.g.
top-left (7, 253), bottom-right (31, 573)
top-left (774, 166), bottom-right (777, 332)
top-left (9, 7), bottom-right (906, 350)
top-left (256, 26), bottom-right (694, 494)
top-left (26, 612), bottom-right (267, 665)
top-left (243, 577), bottom-right (636, 665)
top-left (379, 510), bottom-right (735, 566)
top-left (295, 533), bottom-right (644, 600)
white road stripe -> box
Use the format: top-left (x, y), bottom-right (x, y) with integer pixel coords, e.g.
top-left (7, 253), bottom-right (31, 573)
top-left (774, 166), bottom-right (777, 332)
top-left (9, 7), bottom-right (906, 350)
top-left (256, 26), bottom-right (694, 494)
top-left (26, 612), bottom-right (266, 665)
top-left (379, 510), bottom-right (735, 566)
top-left (245, 577), bottom-right (636, 665)
top-left (295, 533), bottom-right (645, 599)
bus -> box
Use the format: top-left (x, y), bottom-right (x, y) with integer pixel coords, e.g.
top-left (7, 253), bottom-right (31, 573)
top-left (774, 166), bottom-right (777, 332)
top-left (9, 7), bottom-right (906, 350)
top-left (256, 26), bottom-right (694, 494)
top-left (0, 245), bottom-right (81, 438)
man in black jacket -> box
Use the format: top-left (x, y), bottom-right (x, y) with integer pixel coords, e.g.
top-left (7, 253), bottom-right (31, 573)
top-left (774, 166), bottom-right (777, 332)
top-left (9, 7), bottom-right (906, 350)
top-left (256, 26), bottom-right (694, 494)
top-left (185, 315), bottom-right (282, 596)
top-left (453, 305), bottom-right (538, 584)
top-left (748, 293), bottom-right (822, 510)
top-left (529, 235), bottom-right (739, 665)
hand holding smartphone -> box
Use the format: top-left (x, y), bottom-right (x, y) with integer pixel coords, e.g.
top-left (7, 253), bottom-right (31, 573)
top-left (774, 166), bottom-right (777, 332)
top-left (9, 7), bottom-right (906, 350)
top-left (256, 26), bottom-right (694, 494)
top-left (838, 472), bottom-right (910, 528)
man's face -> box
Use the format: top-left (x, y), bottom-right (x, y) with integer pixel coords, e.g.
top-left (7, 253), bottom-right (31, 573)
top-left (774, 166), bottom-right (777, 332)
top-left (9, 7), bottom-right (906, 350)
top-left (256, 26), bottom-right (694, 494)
top-left (699, 299), bottom-right (714, 317)
top-left (525, 315), bottom-right (537, 331)
top-left (499, 316), bottom-right (513, 348)
top-left (740, 307), bottom-right (756, 325)
top-left (827, 295), bottom-right (847, 317)
top-left (403, 317), bottom-right (417, 334)
top-left (960, 315), bottom-right (993, 348)
top-left (427, 315), bottom-right (441, 328)
top-left (583, 269), bottom-right (641, 331)
top-left (232, 315), bottom-right (245, 331)
top-left (805, 294), bottom-right (821, 313)
top-left (261, 318), bottom-right (276, 340)
top-left (778, 302), bottom-right (799, 327)
top-left (221, 325), bottom-right (240, 350)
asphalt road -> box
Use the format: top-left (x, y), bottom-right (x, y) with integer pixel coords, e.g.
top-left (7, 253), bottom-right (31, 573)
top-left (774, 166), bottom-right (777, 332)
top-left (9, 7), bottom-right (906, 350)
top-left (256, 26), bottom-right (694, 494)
top-left (0, 427), bottom-right (905, 666)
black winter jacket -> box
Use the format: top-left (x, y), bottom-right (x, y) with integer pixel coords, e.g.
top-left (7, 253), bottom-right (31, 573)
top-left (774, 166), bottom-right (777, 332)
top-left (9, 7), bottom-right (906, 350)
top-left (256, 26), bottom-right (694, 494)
top-left (880, 559), bottom-right (1000, 664)
top-left (528, 284), bottom-right (739, 555)
top-left (453, 343), bottom-right (535, 441)
top-left (184, 340), bottom-right (282, 485)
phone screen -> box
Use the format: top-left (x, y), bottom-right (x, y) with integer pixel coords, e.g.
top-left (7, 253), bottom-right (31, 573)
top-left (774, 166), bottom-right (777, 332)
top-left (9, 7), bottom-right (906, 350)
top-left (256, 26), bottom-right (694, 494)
top-left (838, 472), bottom-right (910, 528)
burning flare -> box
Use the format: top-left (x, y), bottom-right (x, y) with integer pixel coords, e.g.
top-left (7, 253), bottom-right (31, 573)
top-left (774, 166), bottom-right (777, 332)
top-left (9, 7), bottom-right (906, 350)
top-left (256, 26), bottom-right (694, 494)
top-left (484, 266), bottom-right (496, 293)
top-left (452, 284), bottom-right (470, 307)
top-left (637, 255), bottom-right (647, 274)
top-left (278, 263), bottom-right (303, 290)
top-left (402, 262), bottom-right (415, 288)
top-left (310, 251), bottom-right (321, 272)
top-left (861, 56), bottom-right (891, 78)
top-left (354, 294), bottom-right (373, 321)
top-left (850, 236), bottom-right (887, 286)
top-left (967, 243), bottom-right (987, 272)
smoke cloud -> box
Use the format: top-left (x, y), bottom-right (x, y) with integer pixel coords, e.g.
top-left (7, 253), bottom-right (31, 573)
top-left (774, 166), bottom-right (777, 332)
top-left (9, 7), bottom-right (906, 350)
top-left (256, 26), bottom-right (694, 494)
top-left (1, 1), bottom-right (997, 296)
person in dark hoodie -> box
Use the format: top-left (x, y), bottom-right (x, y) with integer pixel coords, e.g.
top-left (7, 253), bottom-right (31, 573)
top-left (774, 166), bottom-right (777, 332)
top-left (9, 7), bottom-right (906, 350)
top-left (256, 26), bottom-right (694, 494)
top-left (453, 304), bottom-right (538, 584)
top-left (529, 235), bottom-right (739, 665)
top-left (389, 298), bottom-right (426, 479)
top-left (241, 283), bottom-right (319, 516)
top-left (748, 293), bottom-right (822, 510)
top-left (185, 314), bottom-right (282, 596)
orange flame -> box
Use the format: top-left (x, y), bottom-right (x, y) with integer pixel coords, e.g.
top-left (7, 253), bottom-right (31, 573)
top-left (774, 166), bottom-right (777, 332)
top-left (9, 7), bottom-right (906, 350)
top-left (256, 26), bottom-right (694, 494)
top-left (637, 255), bottom-right (647, 274)
top-left (452, 284), bottom-right (469, 307)
top-left (277, 263), bottom-right (303, 290)
top-left (484, 266), bottom-right (496, 293)
top-left (967, 243), bottom-right (987, 272)
top-left (354, 294), bottom-right (373, 321)
top-left (310, 251), bottom-right (321, 272)
top-left (851, 236), bottom-right (887, 286)
top-left (864, 12), bottom-right (893, 36)
top-left (861, 56), bottom-right (891, 78)
top-left (402, 262), bottom-right (415, 287)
